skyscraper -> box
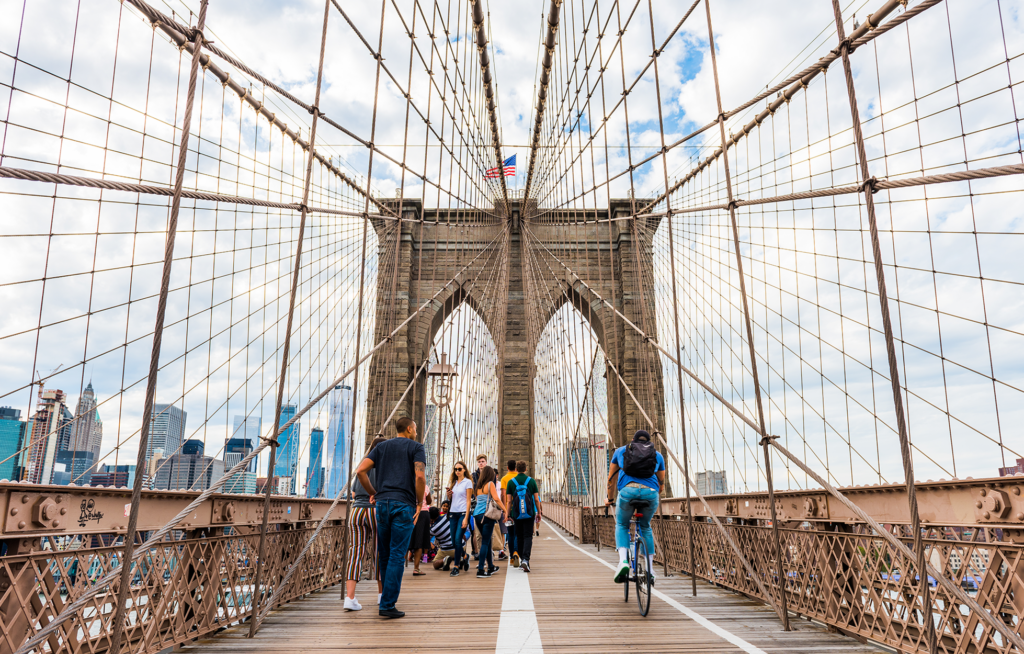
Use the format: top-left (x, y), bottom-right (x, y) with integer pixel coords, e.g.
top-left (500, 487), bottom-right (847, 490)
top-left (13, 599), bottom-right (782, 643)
top-left (90, 464), bottom-right (136, 489)
top-left (325, 385), bottom-right (352, 499)
top-left (55, 449), bottom-right (96, 485)
top-left (70, 382), bottom-right (103, 458)
top-left (0, 407), bottom-right (29, 481)
top-left (230, 415), bottom-right (261, 472)
top-left (422, 404), bottom-right (438, 482)
top-left (223, 426), bottom-right (257, 494)
top-left (148, 404), bottom-right (187, 464)
top-left (25, 389), bottom-right (70, 484)
top-left (306, 426), bottom-right (324, 498)
top-left (697, 471), bottom-right (728, 496)
top-left (154, 444), bottom-right (224, 491)
top-left (275, 404), bottom-right (300, 495)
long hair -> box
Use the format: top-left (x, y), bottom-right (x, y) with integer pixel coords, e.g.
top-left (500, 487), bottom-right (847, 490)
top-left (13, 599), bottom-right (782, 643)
top-left (475, 464), bottom-right (496, 491)
top-left (367, 435), bottom-right (387, 453)
top-left (448, 460), bottom-right (469, 487)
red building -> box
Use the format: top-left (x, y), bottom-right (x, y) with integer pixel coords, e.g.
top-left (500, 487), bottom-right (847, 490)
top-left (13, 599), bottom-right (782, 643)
top-left (998, 457), bottom-right (1024, 476)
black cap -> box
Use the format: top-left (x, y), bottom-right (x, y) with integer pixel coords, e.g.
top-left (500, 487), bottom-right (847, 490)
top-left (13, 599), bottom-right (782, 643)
top-left (633, 429), bottom-right (651, 442)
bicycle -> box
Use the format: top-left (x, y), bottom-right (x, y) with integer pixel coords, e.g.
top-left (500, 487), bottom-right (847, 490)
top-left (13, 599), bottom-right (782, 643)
top-left (621, 499), bottom-right (653, 617)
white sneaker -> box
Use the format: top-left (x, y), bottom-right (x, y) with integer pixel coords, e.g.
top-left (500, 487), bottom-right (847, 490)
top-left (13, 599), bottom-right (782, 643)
top-left (343, 597), bottom-right (362, 612)
top-left (614, 560), bottom-right (630, 584)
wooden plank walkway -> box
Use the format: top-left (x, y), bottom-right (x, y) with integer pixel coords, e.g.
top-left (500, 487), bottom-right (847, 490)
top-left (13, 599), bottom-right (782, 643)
top-left (181, 520), bottom-right (883, 653)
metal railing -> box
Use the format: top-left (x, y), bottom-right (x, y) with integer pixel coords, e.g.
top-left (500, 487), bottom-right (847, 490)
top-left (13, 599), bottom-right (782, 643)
top-left (542, 486), bottom-right (1024, 654)
top-left (0, 484), bottom-right (347, 654)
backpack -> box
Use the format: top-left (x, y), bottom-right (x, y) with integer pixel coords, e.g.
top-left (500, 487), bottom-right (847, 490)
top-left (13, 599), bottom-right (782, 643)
top-left (511, 477), bottom-right (533, 520)
top-left (621, 441), bottom-right (657, 478)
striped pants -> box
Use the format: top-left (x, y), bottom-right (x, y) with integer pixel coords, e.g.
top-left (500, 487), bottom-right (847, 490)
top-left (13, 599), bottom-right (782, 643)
top-left (344, 506), bottom-right (379, 581)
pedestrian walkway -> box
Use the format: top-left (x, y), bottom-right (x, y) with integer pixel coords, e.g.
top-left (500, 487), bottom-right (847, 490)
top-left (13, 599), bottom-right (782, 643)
top-left (181, 521), bottom-right (883, 653)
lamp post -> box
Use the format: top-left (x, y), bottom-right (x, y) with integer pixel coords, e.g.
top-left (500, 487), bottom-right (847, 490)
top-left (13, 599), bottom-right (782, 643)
top-left (427, 354), bottom-right (457, 491)
top-left (427, 353), bottom-right (457, 408)
top-left (543, 447), bottom-right (555, 502)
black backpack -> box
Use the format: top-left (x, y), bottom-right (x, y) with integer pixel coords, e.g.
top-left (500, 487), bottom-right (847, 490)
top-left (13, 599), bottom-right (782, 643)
top-left (622, 441), bottom-right (657, 478)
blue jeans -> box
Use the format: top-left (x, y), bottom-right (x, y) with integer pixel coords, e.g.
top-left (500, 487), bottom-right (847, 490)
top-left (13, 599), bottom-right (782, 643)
top-left (449, 512), bottom-right (467, 565)
top-left (615, 485), bottom-right (658, 555)
top-left (375, 499), bottom-right (415, 611)
top-left (477, 517), bottom-right (496, 571)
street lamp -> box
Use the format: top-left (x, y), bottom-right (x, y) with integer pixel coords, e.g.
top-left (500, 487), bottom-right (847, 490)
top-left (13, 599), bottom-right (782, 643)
top-left (427, 353), bottom-right (457, 408)
top-left (543, 447), bottom-right (555, 502)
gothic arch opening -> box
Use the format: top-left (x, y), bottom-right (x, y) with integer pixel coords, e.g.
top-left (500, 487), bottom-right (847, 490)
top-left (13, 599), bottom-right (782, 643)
top-left (420, 291), bottom-right (500, 493)
top-left (532, 298), bottom-right (610, 506)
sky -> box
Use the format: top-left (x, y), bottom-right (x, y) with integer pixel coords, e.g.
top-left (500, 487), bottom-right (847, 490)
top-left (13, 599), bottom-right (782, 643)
top-left (0, 0), bottom-right (1021, 492)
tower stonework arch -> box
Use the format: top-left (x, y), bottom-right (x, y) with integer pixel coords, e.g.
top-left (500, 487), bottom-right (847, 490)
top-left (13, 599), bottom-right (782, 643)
top-left (364, 198), bottom-right (665, 474)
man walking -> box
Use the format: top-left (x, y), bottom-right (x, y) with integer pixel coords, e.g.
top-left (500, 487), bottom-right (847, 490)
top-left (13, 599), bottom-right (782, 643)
top-left (354, 417), bottom-right (426, 618)
top-left (499, 459), bottom-right (518, 564)
top-left (505, 460), bottom-right (540, 572)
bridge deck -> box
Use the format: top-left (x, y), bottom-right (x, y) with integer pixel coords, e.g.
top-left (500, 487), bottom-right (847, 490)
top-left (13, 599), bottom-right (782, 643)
top-left (182, 521), bottom-right (881, 653)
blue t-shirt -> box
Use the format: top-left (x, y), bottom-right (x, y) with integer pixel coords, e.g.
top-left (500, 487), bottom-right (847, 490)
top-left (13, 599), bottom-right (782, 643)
top-left (366, 437), bottom-right (426, 506)
top-left (611, 446), bottom-right (665, 491)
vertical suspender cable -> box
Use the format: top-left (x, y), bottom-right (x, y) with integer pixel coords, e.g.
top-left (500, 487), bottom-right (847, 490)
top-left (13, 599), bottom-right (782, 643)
top-left (107, 2), bottom-right (209, 651)
top-left (827, 1), bottom-right (935, 649)
top-left (646, 0), bottom-right (698, 597)
top-left (248, 0), bottom-right (332, 637)
top-left (703, 0), bottom-right (790, 629)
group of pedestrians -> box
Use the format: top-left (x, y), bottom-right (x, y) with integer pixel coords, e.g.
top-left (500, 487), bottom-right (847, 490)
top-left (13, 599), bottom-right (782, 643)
top-left (443, 456), bottom-right (541, 576)
top-left (340, 417), bottom-right (543, 619)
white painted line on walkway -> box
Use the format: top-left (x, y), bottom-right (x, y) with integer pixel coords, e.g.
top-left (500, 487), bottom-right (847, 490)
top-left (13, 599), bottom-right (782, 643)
top-left (495, 564), bottom-right (543, 654)
top-left (543, 520), bottom-right (768, 654)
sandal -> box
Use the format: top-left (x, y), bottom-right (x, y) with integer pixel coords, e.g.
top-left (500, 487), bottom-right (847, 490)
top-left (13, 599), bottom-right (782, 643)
top-left (412, 570), bottom-right (426, 576)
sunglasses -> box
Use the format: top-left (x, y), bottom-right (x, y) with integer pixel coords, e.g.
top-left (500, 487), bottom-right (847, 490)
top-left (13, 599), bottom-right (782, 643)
top-left (455, 467), bottom-right (465, 471)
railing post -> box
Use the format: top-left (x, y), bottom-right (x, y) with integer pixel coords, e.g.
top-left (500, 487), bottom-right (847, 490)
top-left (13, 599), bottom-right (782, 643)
top-left (107, 2), bottom-right (209, 651)
top-left (825, 2), bottom-right (935, 650)
top-left (702, 0), bottom-right (790, 630)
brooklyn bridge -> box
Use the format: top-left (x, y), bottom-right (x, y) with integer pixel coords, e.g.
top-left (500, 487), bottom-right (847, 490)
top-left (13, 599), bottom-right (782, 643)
top-left (0, 0), bottom-right (1021, 651)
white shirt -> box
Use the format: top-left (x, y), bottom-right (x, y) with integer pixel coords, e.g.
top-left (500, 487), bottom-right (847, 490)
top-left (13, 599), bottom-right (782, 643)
top-left (450, 478), bottom-right (473, 513)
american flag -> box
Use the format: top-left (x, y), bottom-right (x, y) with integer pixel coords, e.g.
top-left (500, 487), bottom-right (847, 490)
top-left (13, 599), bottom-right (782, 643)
top-left (484, 154), bottom-right (516, 179)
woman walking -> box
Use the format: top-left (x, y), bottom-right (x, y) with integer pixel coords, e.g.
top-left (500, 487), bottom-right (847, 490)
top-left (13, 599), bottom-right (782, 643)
top-left (467, 466), bottom-right (506, 578)
top-left (343, 436), bottom-right (386, 611)
top-left (446, 461), bottom-right (474, 577)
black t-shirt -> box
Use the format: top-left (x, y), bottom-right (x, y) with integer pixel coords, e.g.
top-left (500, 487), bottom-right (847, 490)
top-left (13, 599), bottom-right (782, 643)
top-left (367, 437), bottom-right (426, 506)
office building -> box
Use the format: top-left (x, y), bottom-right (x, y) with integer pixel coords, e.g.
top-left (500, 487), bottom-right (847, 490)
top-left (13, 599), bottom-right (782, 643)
top-left (25, 390), bottom-right (70, 484)
top-left (50, 462), bottom-right (71, 486)
top-left (70, 382), bottom-right (103, 458)
top-left (0, 407), bottom-right (29, 481)
top-left (147, 403), bottom-right (187, 464)
top-left (999, 457), bottom-right (1024, 476)
top-left (565, 435), bottom-right (609, 500)
top-left (697, 470), bottom-right (728, 496)
top-left (274, 404), bottom-right (299, 494)
top-left (229, 415), bottom-right (261, 472)
top-left (154, 443), bottom-right (224, 491)
top-left (55, 450), bottom-right (96, 485)
top-left (306, 426), bottom-right (324, 498)
top-left (223, 434), bottom-right (257, 494)
top-left (422, 404), bottom-right (438, 483)
top-left (90, 464), bottom-right (136, 489)
top-left (325, 385), bottom-right (352, 499)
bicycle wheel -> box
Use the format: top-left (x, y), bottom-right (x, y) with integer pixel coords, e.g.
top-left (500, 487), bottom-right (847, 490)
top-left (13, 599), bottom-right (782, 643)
top-left (635, 538), bottom-right (651, 616)
top-left (623, 548), bottom-right (630, 603)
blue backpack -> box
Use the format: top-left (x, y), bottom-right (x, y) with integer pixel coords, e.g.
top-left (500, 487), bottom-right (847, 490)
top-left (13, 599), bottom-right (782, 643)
top-left (511, 477), bottom-right (533, 520)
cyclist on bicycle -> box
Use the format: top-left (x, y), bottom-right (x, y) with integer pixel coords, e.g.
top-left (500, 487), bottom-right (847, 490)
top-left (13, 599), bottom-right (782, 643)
top-left (606, 429), bottom-right (665, 584)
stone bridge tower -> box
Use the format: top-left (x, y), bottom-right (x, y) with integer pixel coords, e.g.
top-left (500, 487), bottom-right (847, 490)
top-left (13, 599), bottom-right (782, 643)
top-left (363, 198), bottom-right (665, 474)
